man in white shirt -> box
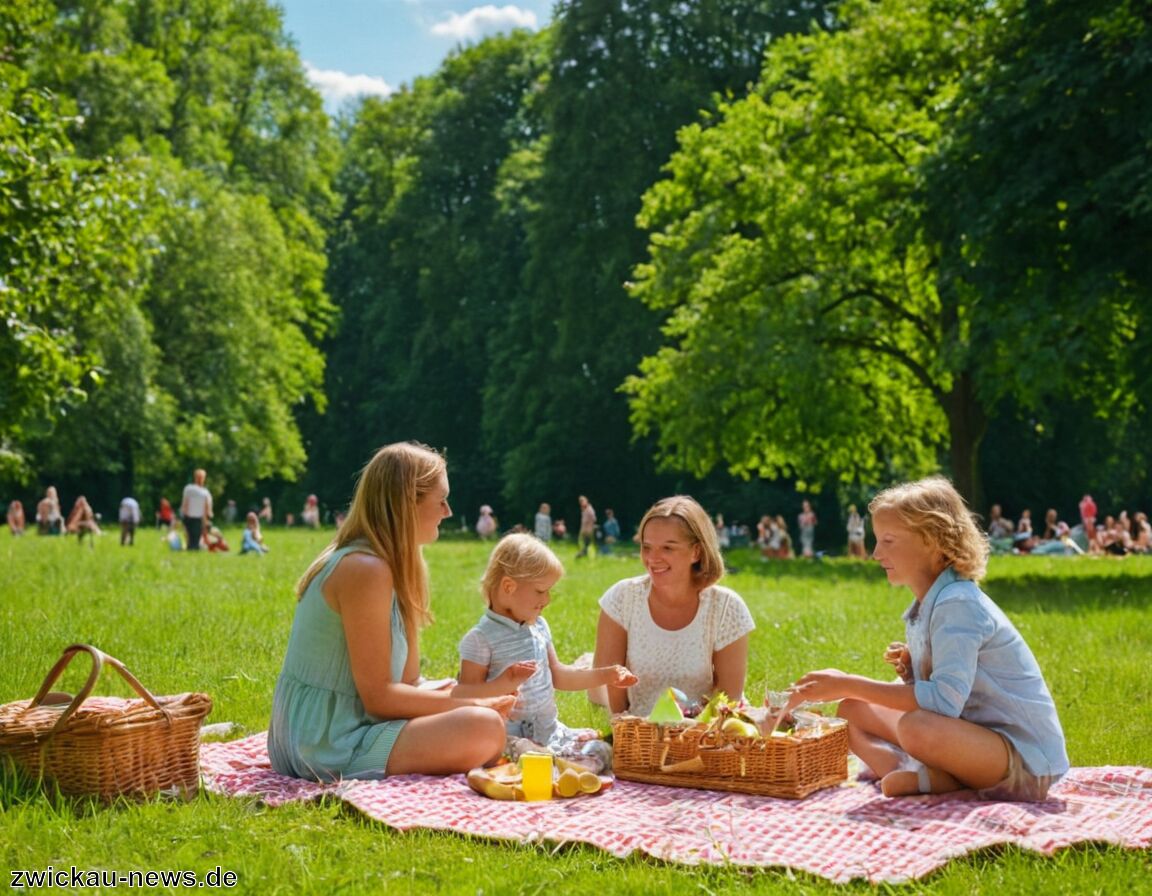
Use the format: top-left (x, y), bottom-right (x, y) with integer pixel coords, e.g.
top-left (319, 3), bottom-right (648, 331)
top-left (180, 469), bottom-right (213, 551)
top-left (118, 496), bottom-right (141, 546)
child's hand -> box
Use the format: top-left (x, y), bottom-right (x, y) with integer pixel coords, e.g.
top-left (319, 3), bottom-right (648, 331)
top-left (476, 694), bottom-right (517, 720)
top-left (788, 668), bottom-right (849, 707)
top-left (883, 641), bottom-right (913, 683)
top-left (496, 660), bottom-right (537, 691)
top-left (604, 664), bottom-right (638, 688)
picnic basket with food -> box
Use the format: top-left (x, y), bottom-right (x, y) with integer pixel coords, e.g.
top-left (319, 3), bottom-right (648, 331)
top-left (611, 689), bottom-right (849, 799)
top-left (0, 644), bottom-right (213, 800)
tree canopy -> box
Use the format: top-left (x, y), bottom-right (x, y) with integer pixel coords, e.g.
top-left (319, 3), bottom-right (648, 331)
top-left (625, 0), bottom-right (1152, 507)
top-left (3, 0), bottom-right (337, 505)
top-left (4, 0), bottom-right (1150, 530)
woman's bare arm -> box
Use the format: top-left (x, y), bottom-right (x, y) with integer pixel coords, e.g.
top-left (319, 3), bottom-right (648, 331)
top-left (593, 611), bottom-right (631, 714)
top-left (331, 553), bottom-right (510, 719)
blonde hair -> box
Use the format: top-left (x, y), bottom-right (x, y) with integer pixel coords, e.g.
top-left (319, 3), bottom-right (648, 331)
top-left (638, 495), bottom-right (725, 588)
top-left (868, 476), bottom-right (989, 582)
top-left (295, 442), bottom-right (446, 632)
top-left (481, 533), bottom-right (564, 606)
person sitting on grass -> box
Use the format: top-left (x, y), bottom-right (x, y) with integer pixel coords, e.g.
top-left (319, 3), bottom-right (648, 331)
top-left (457, 533), bottom-right (636, 772)
top-left (203, 522), bottom-right (230, 552)
top-left (240, 512), bottom-right (268, 555)
top-left (592, 495), bottom-right (755, 717)
top-left (65, 496), bottom-right (101, 547)
top-left (787, 476), bottom-right (1068, 801)
top-left (267, 441), bottom-right (514, 781)
top-left (6, 499), bottom-right (25, 536)
top-left (165, 520), bottom-right (184, 551)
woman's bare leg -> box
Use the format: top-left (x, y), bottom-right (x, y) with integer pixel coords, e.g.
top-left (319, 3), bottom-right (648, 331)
top-left (385, 707), bottom-right (506, 775)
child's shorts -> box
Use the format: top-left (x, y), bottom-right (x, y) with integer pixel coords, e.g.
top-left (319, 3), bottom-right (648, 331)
top-left (976, 734), bottom-right (1062, 802)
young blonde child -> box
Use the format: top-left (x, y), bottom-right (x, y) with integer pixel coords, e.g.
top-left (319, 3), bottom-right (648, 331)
top-left (788, 476), bottom-right (1069, 801)
top-left (458, 533), bottom-right (636, 771)
top-left (240, 511), bottom-right (268, 554)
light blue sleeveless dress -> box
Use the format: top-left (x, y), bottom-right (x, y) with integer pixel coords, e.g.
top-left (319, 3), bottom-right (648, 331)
top-left (267, 543), bottom-right (408, 781)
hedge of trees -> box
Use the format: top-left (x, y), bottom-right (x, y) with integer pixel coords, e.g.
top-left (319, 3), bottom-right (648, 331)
top-left (3, 0), bottom-right (1149, 533)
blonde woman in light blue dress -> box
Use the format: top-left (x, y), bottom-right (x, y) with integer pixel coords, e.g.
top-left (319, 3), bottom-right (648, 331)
top-left (268, 442), bottom-right (514, 781)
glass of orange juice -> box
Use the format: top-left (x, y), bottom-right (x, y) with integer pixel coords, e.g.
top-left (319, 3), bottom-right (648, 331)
top-left (520, 752), bottom-right (553, 801)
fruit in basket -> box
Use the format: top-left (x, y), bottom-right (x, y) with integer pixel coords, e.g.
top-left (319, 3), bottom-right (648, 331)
top-left (696, 691), bottom-right (730, 725)
top-left (648, 687), bottom-right (685, 723)
top-left (721, 717), bottom-right (760, 738)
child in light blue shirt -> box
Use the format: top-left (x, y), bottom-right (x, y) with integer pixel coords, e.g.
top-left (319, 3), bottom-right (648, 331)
top-left (790, 476), bottom-right (1068, 801)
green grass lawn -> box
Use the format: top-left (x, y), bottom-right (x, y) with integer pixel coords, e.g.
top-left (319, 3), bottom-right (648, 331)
top-left (1, 530), bottom-right (1149, 894)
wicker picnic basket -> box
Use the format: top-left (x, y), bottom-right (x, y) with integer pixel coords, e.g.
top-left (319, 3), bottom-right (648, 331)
top-left (612, 714), bottom-right (849, 799)
top-left (0, 644), bottom-right (212, 800)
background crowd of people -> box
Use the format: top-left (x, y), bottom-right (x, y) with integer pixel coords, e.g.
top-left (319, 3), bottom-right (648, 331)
top-left (7, 478), bottom-right (1152, 564)
top-left (448, 489), bottom-right (1152, 564)
top-left (982, 494), bottom-right (1152, 557)
top-left (3, 473), bottom-right (332, 553)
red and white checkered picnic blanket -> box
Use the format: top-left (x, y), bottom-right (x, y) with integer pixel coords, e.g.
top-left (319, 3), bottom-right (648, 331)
top-left (200, 733), bottom-right (1152, 884)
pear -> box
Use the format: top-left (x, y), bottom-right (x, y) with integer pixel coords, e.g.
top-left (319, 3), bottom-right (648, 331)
top-left (721, 716), bottom-right (760, 738)
top-left (648, 687), bottom-right (685, 723)
top-left (696, 691), bottom-right (730, 725)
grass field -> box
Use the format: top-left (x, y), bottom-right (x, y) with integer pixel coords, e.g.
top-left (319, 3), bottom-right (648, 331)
top-left (1, 529), bottom-right (1150, 894)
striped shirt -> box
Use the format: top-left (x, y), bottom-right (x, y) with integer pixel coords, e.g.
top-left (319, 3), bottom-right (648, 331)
top-left (458, 610), bottom-right (558, 744)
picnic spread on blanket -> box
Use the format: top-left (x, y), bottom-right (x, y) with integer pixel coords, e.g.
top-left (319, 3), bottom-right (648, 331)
top-left (199, 732), bottom-right (1152, 884)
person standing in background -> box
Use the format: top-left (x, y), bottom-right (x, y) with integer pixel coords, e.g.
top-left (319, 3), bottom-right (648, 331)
top-left (534, 502), bottom-right (552, 542)
top-left (476, 504), bottom-right (498, 540)
top-left (601, 508), bottom-right (621, 555)
top-left (181, 468), bottom-right (213, 551)
top-left (119, 496), bottom-right (141, 546)
top-left (301, 494), bottom-right (321, 529)
top-left (798, 499), bottom-right (818, 558)
top-left (576, 495), bottom-right (597, 559)
top-left (846, 504), bottom-right (867, 558)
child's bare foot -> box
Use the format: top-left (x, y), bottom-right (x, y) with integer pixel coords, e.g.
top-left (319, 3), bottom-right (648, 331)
top-left (880, 765), bottom-right (961, 797)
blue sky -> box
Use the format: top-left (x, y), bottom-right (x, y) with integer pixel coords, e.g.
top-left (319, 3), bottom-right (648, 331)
top-left (276, 1), bottom-right (555, 111)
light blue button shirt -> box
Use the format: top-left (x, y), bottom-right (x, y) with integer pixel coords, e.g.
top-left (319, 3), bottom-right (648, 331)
top-left (904, 567), bottom-right (1070, 777)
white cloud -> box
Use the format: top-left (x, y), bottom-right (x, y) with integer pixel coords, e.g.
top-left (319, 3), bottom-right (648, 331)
top-left (430, 5), bottom-right (539, 41)
top-left (304, 63), bottom-right (393, 109)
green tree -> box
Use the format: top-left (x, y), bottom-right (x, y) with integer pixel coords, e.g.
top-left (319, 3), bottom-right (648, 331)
top-left (626, 0), bottom-right (1006, 503)
top-left (926, 0), bottom-right (1152, 506)
top-left (144, 168), bottom-right (328, 493)
top-left (318, 31), bottom-right (550, 516)
top-left (0, 0), bottom-right (146, 479)
top-left (484, 0), bottom-right (837, 516)
top-left (11, 0), bottom-right (337, 499)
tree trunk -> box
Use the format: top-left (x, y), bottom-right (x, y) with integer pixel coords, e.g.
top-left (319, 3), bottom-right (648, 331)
top-left (943, 371), bottom-right (988, 511)
top-left (119, 434), bottom-right (135, 499)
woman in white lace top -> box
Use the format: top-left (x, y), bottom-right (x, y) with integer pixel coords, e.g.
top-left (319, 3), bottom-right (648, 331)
top-left (592, 495), bottom-right (755, 716)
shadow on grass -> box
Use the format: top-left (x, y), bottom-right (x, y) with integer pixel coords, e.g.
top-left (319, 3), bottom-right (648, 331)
top-left (989, 573), bottom-right (1152, 614)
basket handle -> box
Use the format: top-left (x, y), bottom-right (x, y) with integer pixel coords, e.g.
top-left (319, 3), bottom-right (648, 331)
top-left (25, 644), bottom-right (173, 735)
